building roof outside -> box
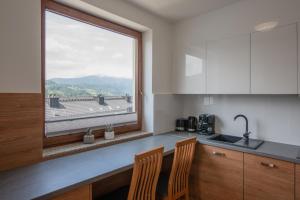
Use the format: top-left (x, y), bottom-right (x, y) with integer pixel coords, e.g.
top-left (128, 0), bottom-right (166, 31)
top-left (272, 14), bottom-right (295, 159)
top-left (46, 96), bottom-right (133, 122)
top-left (45, 96), bottom-right (135, 136)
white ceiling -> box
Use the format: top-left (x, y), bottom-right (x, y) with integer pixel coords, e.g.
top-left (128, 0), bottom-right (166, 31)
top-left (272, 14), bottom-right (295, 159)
top-left (126, 0), bottom-right (241, 22)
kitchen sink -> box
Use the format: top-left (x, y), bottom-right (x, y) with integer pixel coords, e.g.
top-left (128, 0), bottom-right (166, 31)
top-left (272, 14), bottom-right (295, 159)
top-left (209, 134), bottom-right (242, 143)
top-left (208, 134), bottom-right (264, 150)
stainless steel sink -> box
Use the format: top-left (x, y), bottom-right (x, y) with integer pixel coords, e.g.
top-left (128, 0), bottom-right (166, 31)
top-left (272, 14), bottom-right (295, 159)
top-left (208, 134), bottom-right (264, 150)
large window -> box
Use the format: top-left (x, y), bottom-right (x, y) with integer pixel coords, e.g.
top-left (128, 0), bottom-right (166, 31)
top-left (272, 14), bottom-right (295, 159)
top-left (42, 1), bottom-right (142, 144)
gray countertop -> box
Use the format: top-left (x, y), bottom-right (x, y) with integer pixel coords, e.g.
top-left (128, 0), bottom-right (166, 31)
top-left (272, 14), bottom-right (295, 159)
top-left (0, 134), bottom-right (182, 200)
top-left (168, 131), bottom-right (300, 164)
top-left (0, 132), bottom-right (300, 200)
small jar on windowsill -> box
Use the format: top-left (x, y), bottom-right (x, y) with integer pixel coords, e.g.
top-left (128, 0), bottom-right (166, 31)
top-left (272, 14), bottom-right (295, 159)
top-left (83, 128), bottom-right (95, 144)
top-left (104, 124), bottom-right (115, 140)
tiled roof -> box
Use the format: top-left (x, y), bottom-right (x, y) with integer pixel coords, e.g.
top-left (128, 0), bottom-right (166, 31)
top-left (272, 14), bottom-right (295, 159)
top-left (45, 96), bottom-right (132, 121)
top-left (45, 96), bottom-right (136, 136)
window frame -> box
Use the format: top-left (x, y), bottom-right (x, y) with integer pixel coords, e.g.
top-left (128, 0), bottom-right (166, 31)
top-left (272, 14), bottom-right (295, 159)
top-left (41, 0), bottom-right (142, 147)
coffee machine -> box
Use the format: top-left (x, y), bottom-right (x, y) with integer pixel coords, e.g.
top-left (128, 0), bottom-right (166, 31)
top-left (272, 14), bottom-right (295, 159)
top-left (197, 114), bottom-right (215, 135)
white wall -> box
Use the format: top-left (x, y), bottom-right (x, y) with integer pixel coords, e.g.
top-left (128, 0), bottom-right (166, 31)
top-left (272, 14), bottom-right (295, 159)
top-left (182, 95), bottom-right (300, 146)
top-left (153, 94), bottom-right (183, 134)
top-left (174, 0), bottom-right (300, 45)
top-left (174, 0), bottom-right (300, 145)
top-left (0, 0), bottom-right (41, 93)
top-left (142, 30), bottom-right (154, 132)
top-left (0, 0), bottom-right (176, 133)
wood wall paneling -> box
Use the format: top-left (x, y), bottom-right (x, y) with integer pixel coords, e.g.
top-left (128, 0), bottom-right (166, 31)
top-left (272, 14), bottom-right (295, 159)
top-left (190, 144), bottom-right (243, 200)
top-left (244, 153), bottom-right (294, 200)
top-left (0, 93), bottom-right (43, 171)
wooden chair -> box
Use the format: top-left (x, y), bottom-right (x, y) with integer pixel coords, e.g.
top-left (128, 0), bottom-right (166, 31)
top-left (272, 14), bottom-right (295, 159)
top-left (100, 146), bottom-right (164, 200)
top-left (128, 146), bottom-right (164, 200)
top-left (157, 137), bottom-right (197, 200)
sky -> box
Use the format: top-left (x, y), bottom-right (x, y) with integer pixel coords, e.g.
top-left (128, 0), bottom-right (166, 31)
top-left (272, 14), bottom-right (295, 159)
top-left (46, 11), bottom-right (135, 80)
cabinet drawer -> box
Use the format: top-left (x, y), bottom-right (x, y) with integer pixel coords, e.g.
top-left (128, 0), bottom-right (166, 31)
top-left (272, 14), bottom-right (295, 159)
top-left (191, 144), bottom-right (243, 200)
top-left (297, 164), bottom-right (300, 200)
top-left (244, 153), bottom-right (294, 200)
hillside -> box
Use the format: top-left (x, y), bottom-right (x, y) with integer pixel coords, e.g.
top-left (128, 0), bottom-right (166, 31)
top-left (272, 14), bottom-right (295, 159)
top-left (46, 75), bottom-right (133, 97)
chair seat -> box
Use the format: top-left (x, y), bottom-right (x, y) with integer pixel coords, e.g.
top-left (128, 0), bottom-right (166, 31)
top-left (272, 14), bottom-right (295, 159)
top-left (157, 173), bottom-right (169, 198)
top-left (98, 186), bottom-right (129, 200)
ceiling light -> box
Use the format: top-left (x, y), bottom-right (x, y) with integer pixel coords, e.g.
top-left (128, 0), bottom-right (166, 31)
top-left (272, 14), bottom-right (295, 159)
top-left (254, 21), bottom-right (278, 32)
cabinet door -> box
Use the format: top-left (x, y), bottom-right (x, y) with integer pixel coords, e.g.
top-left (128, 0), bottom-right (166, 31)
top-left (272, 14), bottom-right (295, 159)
top-left (251, 24), bottom-right (298, 94)
top-left (207, 34), bottom-right (250, 94)
top-left (244, 153), bottom-right (294, 200)
top-left (172, 44), bottom-right (206, 94)
top-left (297, 164), bottom-right (300, 200)
top-left (52, 185), bottom-right (91, 200)
top-left (190, 144), bottom-right (243, 200)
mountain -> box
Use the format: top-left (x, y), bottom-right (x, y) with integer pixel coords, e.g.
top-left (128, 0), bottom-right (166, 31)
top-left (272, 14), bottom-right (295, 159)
top-left (46, 75), bottom-right (133, 97)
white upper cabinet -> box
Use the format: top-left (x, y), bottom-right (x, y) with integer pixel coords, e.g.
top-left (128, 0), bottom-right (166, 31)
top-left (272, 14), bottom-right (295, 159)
top-left (251, 24), bottom-right (298, 94)
top-left (207, 34), bottom-right (251, 94)
top-left (172, 43), bottom-right (206, 94)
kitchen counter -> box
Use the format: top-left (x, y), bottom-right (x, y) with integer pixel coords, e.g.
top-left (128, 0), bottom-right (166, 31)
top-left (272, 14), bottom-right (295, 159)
top-left (0, 134), bottom-right (184, 200)
top-left (168, 131), bottom-right (300, 164)
top-left (0, 132), bottom-right (299, 200)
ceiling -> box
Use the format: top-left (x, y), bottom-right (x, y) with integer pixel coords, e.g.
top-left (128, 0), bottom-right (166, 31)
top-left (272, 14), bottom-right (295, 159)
top-left (126, 0), bottom-right (241, 22)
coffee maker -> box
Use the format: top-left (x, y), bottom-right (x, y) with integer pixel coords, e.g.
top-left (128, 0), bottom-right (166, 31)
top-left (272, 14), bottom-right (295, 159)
top-left (197, 114), bottom-right (215, 135)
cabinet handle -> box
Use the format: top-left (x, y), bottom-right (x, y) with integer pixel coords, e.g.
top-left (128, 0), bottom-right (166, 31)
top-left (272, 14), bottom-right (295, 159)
top-left (212, 151), bottom-right (225, 157)
top-left (260, 162), bottom-right (276, 168)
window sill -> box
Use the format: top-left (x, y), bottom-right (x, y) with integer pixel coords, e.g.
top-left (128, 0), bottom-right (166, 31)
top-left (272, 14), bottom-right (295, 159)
top-left (43, 131), bottom-right (152, 160)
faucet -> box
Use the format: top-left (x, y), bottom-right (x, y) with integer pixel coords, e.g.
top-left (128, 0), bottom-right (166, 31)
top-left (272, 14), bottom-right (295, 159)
top-left (234, 114), bottom-right (251, 143)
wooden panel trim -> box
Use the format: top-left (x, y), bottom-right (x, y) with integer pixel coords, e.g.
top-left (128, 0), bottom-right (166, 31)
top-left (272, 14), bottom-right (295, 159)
top-left (41, 0), bottom-right (143, 147)
top-left (43, 132), bottom-right (152, 160)
top-left (0, 93), bottom-right (43, 171)
top-left (45, 0), bottom-right (141, 39)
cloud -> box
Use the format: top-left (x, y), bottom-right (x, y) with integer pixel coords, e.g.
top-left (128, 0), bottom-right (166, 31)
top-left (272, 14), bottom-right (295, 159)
top-left (45, 11), bottom-right (135, 80)
top-left (112, 53), bottom-right (124, 59)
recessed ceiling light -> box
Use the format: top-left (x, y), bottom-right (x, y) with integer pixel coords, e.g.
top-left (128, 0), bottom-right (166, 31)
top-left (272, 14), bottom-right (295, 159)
top-left (254, 21), bottom-right (278, 32)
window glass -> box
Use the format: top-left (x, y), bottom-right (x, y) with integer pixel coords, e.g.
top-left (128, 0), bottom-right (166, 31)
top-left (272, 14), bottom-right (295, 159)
top-left (45, 11), bottom-right (137, 136)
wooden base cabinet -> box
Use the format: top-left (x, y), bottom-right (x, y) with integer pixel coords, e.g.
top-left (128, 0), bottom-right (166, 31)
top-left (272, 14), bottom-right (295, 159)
top-left (244, 153), bottom-right (294, 200)
top-left (190, 144), bottom-right (243, 200)
top-left (52, 185), bottom-right (91, 200)
top-left (297, 164), bottom-right (300, 200)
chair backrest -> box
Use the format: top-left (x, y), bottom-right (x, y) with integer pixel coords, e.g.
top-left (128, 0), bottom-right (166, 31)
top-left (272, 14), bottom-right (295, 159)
top-left (168, 137), bottom-right (197, 200)
top-left (128, 146), bottom-right (164, 200)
